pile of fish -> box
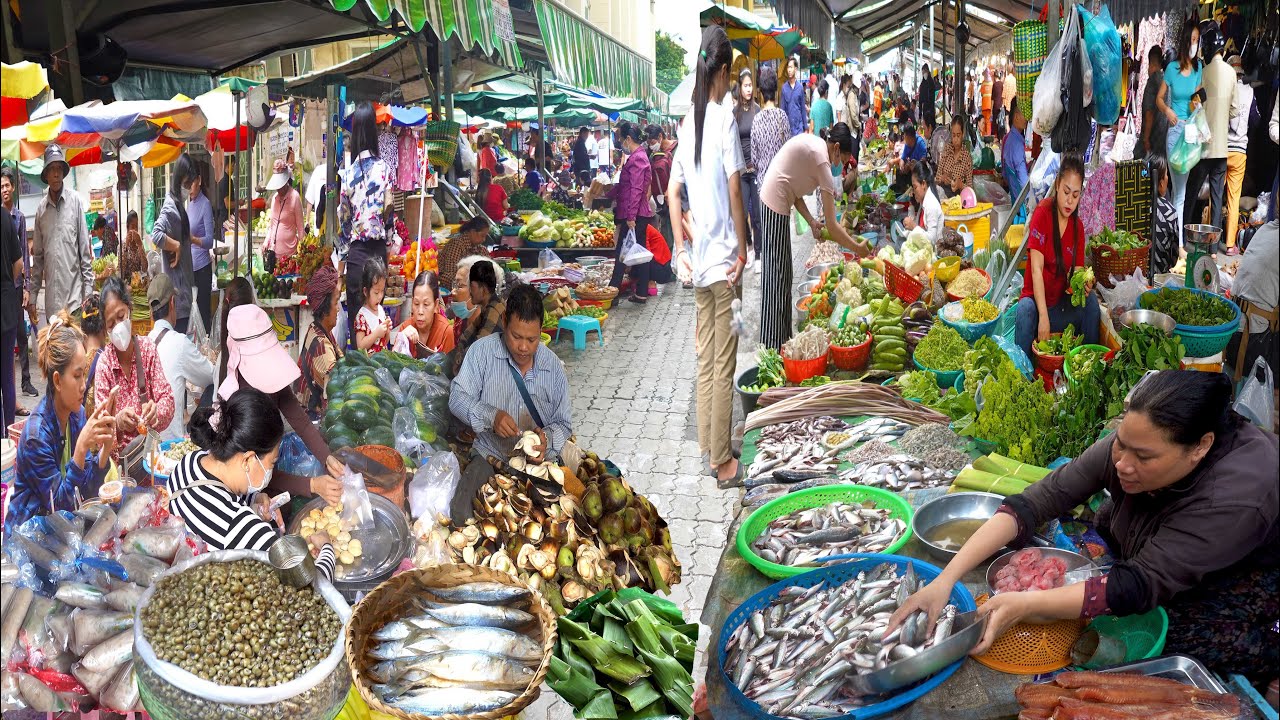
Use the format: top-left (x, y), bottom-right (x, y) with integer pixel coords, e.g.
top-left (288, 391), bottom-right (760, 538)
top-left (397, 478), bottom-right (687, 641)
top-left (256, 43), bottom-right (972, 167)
top-left (363, 581), bottom-right (544, 715)
top-left (747, 417), bottom-right (851, 482)
top-left (840, 455), bottom-right (957, 491)
top-left (750, 502), bottom-right (907, 567)
top-left (1016, 671), bottom-right (1242, 720)
top-left (2, 489), bottom-right (199, 714)
top-left (724, 563), bottom-right (959, 719)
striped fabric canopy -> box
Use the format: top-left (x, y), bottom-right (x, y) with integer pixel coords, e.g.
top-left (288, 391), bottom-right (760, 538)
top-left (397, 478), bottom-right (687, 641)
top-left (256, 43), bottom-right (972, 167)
top-left (329, 0), bottom-right (523, 70)
top-left (534, 0), bottom-right (657, 109)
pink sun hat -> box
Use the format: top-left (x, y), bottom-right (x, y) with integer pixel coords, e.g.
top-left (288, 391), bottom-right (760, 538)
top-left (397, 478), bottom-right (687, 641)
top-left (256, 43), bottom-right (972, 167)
top-left (218, 304), bottom-right (300, 400)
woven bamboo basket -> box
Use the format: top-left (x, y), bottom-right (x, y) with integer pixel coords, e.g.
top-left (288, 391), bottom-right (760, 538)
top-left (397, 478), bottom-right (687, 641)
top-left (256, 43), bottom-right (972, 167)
top-left (575, 286), bottom-right (618, 302)
top-left (345, 564), bottom-right (557, 720)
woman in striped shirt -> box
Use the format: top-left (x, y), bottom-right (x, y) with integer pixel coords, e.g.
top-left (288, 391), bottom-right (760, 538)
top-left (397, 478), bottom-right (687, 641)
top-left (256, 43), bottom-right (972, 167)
top-left (169, 387), bottom-right (335, 578)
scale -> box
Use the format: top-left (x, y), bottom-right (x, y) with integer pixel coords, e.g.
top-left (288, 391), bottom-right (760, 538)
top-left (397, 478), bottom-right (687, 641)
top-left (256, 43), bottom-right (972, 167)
top-left (1183, 224), bottom-right (1222, 294)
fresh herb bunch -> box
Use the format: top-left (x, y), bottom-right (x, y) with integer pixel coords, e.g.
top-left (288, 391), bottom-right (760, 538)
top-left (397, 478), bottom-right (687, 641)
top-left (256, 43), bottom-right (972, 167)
top-left (961, 297), bottom-right (998, 323)
top-left (740, 348), bottom-right (785, 392)
top-left (800, 375), bottom-right (832, 387)
top-left (508, 188), bottom-right (544, 211)
top-left (1035, 324), bottom-right (1082, 356)
top-left (961, 362), bottom-right (1055, 463)
top-left (832, 324), bottom-right (868, 348)
top-left (1143, 288), bottom-right (1235, 326)
top-left (914, 324), bottom-right (969, 371)
top-left (1087, 227), bottom-right (1146, 254)
top-left (898, 371), bottom-right (941, 404)
top-left (1069, 267), bottom-right (1095, 307)
top-left (1095, 324), bottom-right (1185, 417)
top-left (543, 200), bottom-right (584, 220)
top-left (963, 336), bottom-right (1017, 395)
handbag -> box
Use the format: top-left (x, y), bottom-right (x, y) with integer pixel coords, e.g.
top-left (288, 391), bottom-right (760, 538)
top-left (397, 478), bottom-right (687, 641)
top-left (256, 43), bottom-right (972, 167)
top-left (1110, 104), bottom-right (1138, 162)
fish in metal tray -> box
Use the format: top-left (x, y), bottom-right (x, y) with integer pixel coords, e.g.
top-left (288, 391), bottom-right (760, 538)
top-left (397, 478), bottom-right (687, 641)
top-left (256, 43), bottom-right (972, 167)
top-left (723, 562), bottom-right (961, 719)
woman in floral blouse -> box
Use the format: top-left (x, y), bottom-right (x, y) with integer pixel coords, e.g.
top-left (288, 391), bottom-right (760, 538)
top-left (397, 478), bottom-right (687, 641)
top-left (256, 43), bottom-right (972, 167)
top-left (119, 211), bottom-right (149, 283)
top-left (338, 101), bottom-right (393, 349)
top-left (751, 65), bottom-right (791, 267)
top-left (935, 116), bottom-right (974, 198)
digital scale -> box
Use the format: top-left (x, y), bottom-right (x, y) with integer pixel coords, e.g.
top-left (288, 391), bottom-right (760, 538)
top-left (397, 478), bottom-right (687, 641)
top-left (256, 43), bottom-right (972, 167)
top-left (1183, 224), bottom-right (1222, 294)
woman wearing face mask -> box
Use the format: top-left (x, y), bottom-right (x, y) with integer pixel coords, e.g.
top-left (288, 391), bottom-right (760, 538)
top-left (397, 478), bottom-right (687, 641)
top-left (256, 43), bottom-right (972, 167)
top-left (757, 123), bottom-right (869, 349)
top-left (151, 153), bottom-right (198, 333)
top-left (295, 264), bottom-right (343, 421)
top-left (8, 311), bottom-right (118, 533)
top-left (395, 270), bottom-right (455, 358)
top-left (1013, 152), bottom-right (1099, 359)
top-left (93, 276), bottom-right (175, 467)
top-left (890, 371), bottom-right (1279, 677)
top-left (1157, 19), bottom-right (1204, 238)
top-left (608, 121), bottom-right (655, 303)
top-left (169, 387), bottom-right (336, 578)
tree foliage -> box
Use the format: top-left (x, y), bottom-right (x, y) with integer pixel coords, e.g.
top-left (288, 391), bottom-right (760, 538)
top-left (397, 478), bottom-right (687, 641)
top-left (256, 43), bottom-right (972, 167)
top-left (655, 31), bottom-right (688, 93)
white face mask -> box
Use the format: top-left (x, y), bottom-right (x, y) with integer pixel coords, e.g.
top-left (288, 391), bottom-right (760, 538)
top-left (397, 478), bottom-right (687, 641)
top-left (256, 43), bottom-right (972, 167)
top-left (110, 318), bottom-right (133, 351)
top-left (1191, 42), bottom-right (1199, 58)
top-left (248, 454), bottom-right (272, 493)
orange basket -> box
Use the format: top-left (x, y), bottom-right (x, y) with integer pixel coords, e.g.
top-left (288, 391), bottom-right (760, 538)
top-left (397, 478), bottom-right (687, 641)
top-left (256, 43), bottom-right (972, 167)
top-left (829, 333), bottom-right (873, 371)
top-left (783, 352), bottom-right (830, 383)
top-left (1090, 237), bottom-right (1150, 289)
top-left (971, 593), bottom-right (1086, 674)
top-left (882, 261), bottom-right (924, 303)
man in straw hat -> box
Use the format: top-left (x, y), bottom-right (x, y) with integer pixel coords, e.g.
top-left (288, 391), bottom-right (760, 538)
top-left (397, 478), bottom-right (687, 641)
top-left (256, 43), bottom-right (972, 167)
top-left (31, 143), bottom-right (94, 324)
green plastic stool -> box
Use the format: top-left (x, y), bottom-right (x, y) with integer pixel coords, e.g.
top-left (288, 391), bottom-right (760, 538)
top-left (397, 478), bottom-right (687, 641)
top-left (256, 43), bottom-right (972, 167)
top-left (555, 315), bottom-right (603, 349)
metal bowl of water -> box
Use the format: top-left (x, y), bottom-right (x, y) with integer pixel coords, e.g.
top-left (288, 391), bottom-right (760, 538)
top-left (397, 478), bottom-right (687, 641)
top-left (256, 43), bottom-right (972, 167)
top-left (1119, 309), bottom-right (1176, 336)
top-left (912, 492), bottom-right (1004, 562)
top-left (1183, 224), bottom-right (1221, 247)
top-left (797, 279), bottom-right (822, 297)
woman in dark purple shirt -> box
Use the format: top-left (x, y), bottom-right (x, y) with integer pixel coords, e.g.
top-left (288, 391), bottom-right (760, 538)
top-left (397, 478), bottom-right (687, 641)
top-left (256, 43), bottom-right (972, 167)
top-left (609, 122), bottom-right (655, 303)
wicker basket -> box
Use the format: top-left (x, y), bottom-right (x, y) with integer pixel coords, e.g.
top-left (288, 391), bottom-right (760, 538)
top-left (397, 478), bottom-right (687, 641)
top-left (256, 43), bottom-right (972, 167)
top-left (1090, 238), bottom-right (1150, 288)
top-left (422, 120), bottom-right (462, 168)
top-left (575, 286), bottom-right (619, 302)
top-left (345, 564), bottom-right (556, 720)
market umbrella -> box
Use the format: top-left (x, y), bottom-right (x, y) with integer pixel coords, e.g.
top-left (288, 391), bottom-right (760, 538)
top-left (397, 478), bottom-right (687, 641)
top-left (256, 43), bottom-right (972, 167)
top-left (55, 98), bottom-right (206, 149)
top-left (1, 61), bottom-right (50, 129)
top-left (699, 3), bottom-right (768, 34)
top-left (733, 27), bottom-right (804, 62)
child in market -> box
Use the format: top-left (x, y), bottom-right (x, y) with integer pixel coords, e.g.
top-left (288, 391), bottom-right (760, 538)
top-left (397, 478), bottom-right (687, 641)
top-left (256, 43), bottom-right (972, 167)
top-left (1149, 154), bottom-right (1180, 275)
top-left (354, 256), bottom-right (391, 353)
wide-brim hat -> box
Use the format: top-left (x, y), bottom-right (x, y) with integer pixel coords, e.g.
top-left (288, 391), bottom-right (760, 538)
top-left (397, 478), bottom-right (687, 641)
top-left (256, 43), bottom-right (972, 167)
top-left (218, 304), bottom-right (300, 400)
top-left (41, 144), bottom-right (70, 183)
top-left (266, 157), bottom-right (290, 191)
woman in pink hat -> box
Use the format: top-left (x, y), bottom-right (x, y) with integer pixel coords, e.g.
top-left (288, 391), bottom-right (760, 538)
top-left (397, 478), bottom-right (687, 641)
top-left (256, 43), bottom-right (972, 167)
top-left (219, 304), bottom-right (343, 504)
top-left (263, 158), bottom-right (304, 262)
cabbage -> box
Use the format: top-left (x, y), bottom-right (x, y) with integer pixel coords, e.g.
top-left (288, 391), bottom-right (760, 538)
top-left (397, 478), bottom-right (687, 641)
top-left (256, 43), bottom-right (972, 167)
top-left (902, 228), bottom-right (936, 276)
top-left (877, 245), bottom-right (901, 265)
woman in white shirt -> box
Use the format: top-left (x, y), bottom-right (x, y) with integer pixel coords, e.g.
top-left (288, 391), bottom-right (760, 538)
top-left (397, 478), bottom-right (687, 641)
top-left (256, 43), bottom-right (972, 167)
top-left (667, 25), bottom-right (750, 487)
top-left (903, 161), bottom-right (944, 245)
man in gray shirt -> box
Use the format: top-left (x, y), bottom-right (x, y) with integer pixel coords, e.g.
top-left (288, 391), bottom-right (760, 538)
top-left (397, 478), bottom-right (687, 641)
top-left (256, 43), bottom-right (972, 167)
top-left (30, 144), bottom-right (93, 324)
top-left (1228, 220), bottom-right (1278, 374)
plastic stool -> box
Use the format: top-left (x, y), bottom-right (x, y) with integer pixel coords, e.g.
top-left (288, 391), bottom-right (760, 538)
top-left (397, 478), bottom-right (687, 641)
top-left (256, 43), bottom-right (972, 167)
top-left (555, 315), bottom-right (603, 349)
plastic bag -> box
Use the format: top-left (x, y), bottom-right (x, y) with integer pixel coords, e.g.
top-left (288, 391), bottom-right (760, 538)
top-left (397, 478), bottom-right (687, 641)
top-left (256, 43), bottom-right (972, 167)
top-left (1097, 266), bottom-right (1149, 313)
top-left (1029, 146), bottom-right (1062, 203)
top-left (276, 432), bottom-right (322, 479)
top-left (1052, 11), bottom-right (1093, 154)
top-left (407, 452), bottom-right (461, 521)
top-left (1235, 357), bottom-right (1274, 432)
top-left (618, 228), bottom-right (653, 267)
top-left (1170, 117), bottom-right (1205, 175)
top-left (538, 248), bottom-right (563, 270)
top-left (373, 367), bottom-right (405, 405)
top-left (392, 407), bottom-right (431, 467)
top-left (1031, 9), bottom-right (1071, 136)
top-left (973, 177), bottom-right (1010, 206)
top-left (1081, 6), bottom-right (1122, 124)
top-left (337, 467), bottom-right (374, 532)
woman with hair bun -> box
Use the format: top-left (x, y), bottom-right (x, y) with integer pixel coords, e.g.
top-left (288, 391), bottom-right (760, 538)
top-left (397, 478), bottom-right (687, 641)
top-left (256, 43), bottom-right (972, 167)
top-left (169, 388), bottom-right (336, 578)
top-left (7, 311), bottom-right (118, 533)
top-left (757, 121), bottom-right (869, 349)
top-left (892, 370), bottom-right (1279, 677)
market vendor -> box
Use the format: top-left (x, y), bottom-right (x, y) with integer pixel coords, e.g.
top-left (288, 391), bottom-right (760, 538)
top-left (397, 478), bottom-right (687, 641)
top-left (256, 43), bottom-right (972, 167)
top-left (219, 303), bottom-right (343, 505)
top-left (890, 370), bottom-right (1279, 678)
top-left (8, 312), bottom-right (117, 534)
top-left (93, 276), bottom-right (175, 470)
top-left (171, 387), bottom-right (336, 580)
top-left (902, 162), bottom-right (943, 245)
top-left (438, 217), bottom-right (490, 295)
top-left (758, 123), bottom-right (870, 349)
top-left (448, 284), bottom-right (572, 521)
top-left (934, 116), bottom-right (974, 198)
top-left (263, 158), bottom-right (304, 262)
top-left (889, 123), bottom-right (927, 195)
top-left (453, 259), bottom-right (505, 367)
top-left (395, 270), bottom-right (455, 358)
top-left (1013, 152), bottom-right (1099, 359)
top-left (295, 264), bottom-right (343, 421)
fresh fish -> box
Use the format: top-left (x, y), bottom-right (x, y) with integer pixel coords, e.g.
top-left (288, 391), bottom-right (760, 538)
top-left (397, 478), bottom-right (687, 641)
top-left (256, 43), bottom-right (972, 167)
top-left (117, 553), bottom-right (167, 587)
top-left (390, 688), bottom-right (517, 715)
top-left (16, 672), bottom-right (72, 712)
top-left (70, 609), bottom-right (134, 650)
top-left (82, 506), bottom-right (118, 549)
top-left (747, 417), bottom-right (852, 481)
top-left (407, 650), bottom-right (536, 689)
top-left (427, 581), bottom-right (530, 605)
top-left (104, 583), bottom-right (145, 613)
top-left (101, 660), bottom-right (140, 713)
top-left (369, 636), bottom-right (446, 661)
top-left (55, 581), bottom-right (108, 609)
top-left (425, 602), bottom-right (534, 629)
top-left (80, 627), bottom-right (134, 672)
top-left (373, 621), bottom-right (415, 642)
top-left (772, 469), bottom-right (831, 483)
top-left (423, 625), bottom-right (544, 662)
top-left (750, 503), bottom-right (904, 567)
top-left (840, 455), bottom-right (955, 491)
top-left (121, 526), bottom-right (182, 563)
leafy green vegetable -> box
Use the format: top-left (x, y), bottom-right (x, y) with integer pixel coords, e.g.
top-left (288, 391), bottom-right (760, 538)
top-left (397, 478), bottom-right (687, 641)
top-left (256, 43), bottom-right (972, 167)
top-left (740, 348), bottom-right (784, 392)
top-left (961, 296), bottom-right (998, 323)
top-left (1069, 267), bottom-right (1094, 307)
top-left (898, 371), bottom-right (941, 404)
top-left (914, 324), bottom-right (969, 371)
top-left (1035, 324), bottom-right (1082, 356)
top-left (1142, 288), bottom-right (1235, 327)
top-left (508, 188), bottom-right (544, 211)
top-left (963, 336), bottom-right (1016, 395)
top-left (1095, 324), bottom-right (1185, 418)
top-left (1069, 346), bottom-right (1105, 380)
top-left (961, 361), bottom-right (1055, 463)
top-left (1087, 227), bottom-right (1146, 254)
top-left (544, 200), bottom-right (585, 219)
top-left (800, 375), bottom-right (831, 387)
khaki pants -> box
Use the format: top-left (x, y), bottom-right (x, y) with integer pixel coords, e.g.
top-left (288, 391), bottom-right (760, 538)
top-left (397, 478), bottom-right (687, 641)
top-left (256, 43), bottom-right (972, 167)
top-left (1225, 152), bottom-right (1247, 248)
top-left (694, 281), bottom-right (738, 467)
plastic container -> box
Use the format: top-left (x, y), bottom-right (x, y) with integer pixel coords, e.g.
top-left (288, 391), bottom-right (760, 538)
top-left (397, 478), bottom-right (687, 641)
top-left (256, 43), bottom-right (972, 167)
top-left (946, 268), bottom-right (992, 302)
top-left (718, 554), bottom-right (975, 720)
top-left (934, 256), bottom-right (962, 283)
top-left (1, 438), bottom-right (15, 493)
top-left (829, 333), bottom-right (873, 371)
top-left (782, 352), bottom-right (830, 384)
top-left (939, 301), bottom-right (999, 342)
top-left (883, 260), bottom-right (924, 304)
top-left (1075, 607), bottom-right (1168, 668)
top-left (912, 355), bottom-right (964, 389)
top-left (735, 366), bottom-right (765, 417)
top-left (1064, 344), bottom-right (1110, 384)
top-left (524, 237), bottom-right (557, 249)
top-left (1137, 287), bottom-right (1241, 357)
top-left (736, 485), bottom-right (914, 579)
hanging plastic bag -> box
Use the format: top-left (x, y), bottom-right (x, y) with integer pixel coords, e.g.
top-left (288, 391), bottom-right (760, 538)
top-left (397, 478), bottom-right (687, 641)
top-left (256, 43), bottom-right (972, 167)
top-left (1029, 146), bottom-right (1062, 203)
top-left (1235, 357), bottom-right (1274, 432)
top-left (1031, 7), bottom-right (1073, 136)
top-left (618, 227), bottom-right (653, 266)
top-left (1052, 9), bottom-right (1092, 154)
top-left (337, 466), bottom-right (374, 532)
top-left (392, 407), bottom-right (431, 467)
top-left (407, 452), bottom-right (461, 521)
top-left (1080, 5), bottom-right (1123, 125)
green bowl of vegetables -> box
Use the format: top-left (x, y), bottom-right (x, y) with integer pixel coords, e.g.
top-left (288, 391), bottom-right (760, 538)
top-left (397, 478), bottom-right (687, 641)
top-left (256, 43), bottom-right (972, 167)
top-left (1064, 344), bottom-right (1109, 385)
top-left (911, 323), bottom-right (968, 388)
top-left (1137, 287), bottom-right (1240, 357)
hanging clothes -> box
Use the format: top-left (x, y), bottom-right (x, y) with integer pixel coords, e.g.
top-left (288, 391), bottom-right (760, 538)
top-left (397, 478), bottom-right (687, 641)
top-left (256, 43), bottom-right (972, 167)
top-left (396, 130), bottom-right (420, 192)
top-left (379, 129), bottom-right (399, 179)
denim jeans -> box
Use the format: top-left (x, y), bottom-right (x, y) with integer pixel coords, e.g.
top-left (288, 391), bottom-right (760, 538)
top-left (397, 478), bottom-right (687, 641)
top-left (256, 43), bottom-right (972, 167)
top-left (1014, 293), bottom-right (1100, 360)
top-left (740, 172), bottom-right (761, 257)
top-left (1166, 121), bottom-right (1189, 238)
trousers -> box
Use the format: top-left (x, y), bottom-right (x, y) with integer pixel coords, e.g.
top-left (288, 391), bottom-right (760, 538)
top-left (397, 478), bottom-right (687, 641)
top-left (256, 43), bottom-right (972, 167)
top-left (695, 281), bottom-right (738, 467)
top-left (759, 204), bottom-right (794, 349)
top-left (1224, 152), bottom-right (1247, 248)
top-left (740, 172), bottom-right (761, 257)
top-left (1187, 156), bottom-right (1226, 232)
top-left (610, 217), bottom-right (651, 297)
top-left (1014, 294), bottom-right (1101, 361)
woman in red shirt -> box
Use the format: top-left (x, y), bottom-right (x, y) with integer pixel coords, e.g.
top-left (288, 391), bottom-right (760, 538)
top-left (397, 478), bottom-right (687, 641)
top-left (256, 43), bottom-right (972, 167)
top-left (476, 168), bottom-right (508, 223)
top-left (1014, 152), bottom-right (1099, 359)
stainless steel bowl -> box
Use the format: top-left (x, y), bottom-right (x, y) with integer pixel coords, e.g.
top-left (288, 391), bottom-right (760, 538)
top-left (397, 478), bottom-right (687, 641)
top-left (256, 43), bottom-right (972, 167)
top-left (845, 610), bottom-right (988, 696)
top-left (805, 262), bottom-right (837, 282)
top-left (795, 296), bottom-right (809, 326)
top-left (1119, 309), bottom-right (1176, 336)
top-left (797, 279), bottom-right (822, 297)
top-left (986, 547), bottom-right (1098, 596)
top-left (287, 494), bottom-right (411, 585)
top-left (1183, 224), bottom-right (1221, 247)
top-left (911, 492), bottom-right (1004, 562)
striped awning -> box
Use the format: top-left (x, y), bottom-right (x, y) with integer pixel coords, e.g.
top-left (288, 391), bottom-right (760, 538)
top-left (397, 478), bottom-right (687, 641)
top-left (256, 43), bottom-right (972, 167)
top-left (330, 0), bottom-right (523, 70)
top-left (534, 0), bottom-right (656, 109)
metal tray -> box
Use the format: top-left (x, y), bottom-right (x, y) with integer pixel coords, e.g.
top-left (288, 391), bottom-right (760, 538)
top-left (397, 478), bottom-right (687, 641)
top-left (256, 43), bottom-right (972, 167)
top-left (1098, 653), bottom-right (1229, 694)
top-left (287, 493), bottom-right (412, 584)
top-left (845, 610), bottom-right (988, 696)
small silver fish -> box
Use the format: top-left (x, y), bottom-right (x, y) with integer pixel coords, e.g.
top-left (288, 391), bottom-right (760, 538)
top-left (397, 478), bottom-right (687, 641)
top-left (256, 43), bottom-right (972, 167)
top-left (391, 688), bottom-right (517, 715)
top-left (425, 603), bottom-right (534, 630)
top-left (427, 581), bottom-right (530, 605)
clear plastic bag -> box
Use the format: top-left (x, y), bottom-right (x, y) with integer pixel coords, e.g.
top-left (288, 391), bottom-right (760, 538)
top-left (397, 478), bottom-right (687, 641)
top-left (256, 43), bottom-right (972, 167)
top-left (1170, 110), bottom-right (1208, 175)
top-left (373, 367), bottom-right (405, 405)
top-left (393, 407), bottom-right (431, 467)
top-left (619, 228), bottom-right (653, 266)
top-left (407, 452), bottom-right (461, 521)
top-left (1031, 9), bottom-right (1073, 136)
top-left (337, 467), bottom-right (374, 532)
top-left (1235, 357), bottom-right (1274, 432)
top-left (1097, 266), bottom-right (1149, 313)
top-left (538, 248), bottom-right (563, 270)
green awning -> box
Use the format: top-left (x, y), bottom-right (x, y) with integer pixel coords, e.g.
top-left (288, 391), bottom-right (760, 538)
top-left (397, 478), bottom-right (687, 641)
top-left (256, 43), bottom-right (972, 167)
top-left (453, 90), bottom-right (570, 116)
top-left (699, 4), bottom-right (769, 32)
top-left (329, 0), bottom-right (523, 69)
top-left (219, 77), bottom-right (264, 94)
top-left (534, 0), bottom-right (655, 107)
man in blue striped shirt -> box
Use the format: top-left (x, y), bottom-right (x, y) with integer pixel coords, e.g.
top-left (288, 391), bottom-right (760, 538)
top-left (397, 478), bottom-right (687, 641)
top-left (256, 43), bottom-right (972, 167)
top-left (449, 284), bottom-right (573, 520)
